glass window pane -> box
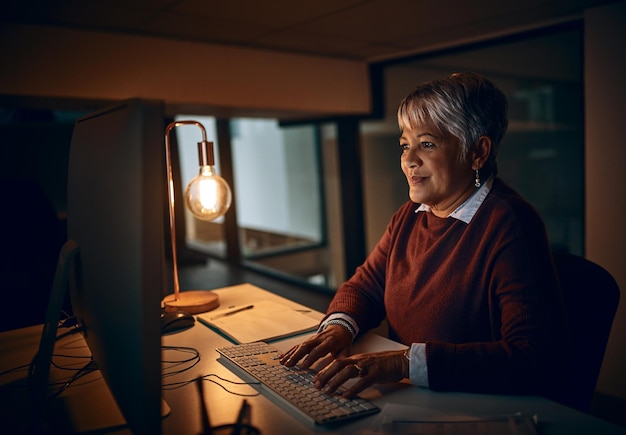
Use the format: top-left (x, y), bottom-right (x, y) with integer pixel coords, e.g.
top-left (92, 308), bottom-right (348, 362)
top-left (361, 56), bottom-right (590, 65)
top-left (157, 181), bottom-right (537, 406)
top-left (174, 115), bottom-right (335, 288)
top-left (230, 118), bottom-right (324, 257)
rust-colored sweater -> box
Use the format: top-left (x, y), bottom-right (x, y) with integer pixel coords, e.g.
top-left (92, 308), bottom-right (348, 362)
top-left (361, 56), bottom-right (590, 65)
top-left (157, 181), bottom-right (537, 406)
top-left (328, 178), bottom-right (565, 397)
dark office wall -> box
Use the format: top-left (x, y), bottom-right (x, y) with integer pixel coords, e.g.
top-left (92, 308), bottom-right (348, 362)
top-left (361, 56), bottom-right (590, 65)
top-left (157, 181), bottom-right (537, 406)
top-left (0, 111), bottom-right (74, 331)
top-left (584, 0), bottom-right (626, 402)
top-left (0, 110), bottom-right (74, 213)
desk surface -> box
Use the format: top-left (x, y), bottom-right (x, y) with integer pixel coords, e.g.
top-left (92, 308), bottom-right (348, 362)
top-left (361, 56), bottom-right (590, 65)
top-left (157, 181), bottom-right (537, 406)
top-left (1, 283), bottom-right (624, 434)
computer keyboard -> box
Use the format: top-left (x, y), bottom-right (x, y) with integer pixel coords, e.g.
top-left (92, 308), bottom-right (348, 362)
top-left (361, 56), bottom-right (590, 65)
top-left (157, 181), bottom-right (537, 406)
top-left (216, 341), bottom-right (380, 426)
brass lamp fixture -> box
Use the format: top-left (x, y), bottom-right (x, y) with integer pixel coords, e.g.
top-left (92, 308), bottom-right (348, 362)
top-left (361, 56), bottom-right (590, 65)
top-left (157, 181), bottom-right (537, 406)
top-left (162, 120), bottom-right (232, 314)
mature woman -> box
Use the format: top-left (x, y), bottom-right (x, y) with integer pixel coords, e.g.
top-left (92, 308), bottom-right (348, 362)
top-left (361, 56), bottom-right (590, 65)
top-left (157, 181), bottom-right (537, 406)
top-left (280, 72), bottom-right (566, 401)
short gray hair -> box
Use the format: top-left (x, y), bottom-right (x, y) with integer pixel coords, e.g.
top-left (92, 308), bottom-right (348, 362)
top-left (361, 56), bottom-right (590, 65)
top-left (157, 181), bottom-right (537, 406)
top-left (397, 72), bottom-right (508, 176)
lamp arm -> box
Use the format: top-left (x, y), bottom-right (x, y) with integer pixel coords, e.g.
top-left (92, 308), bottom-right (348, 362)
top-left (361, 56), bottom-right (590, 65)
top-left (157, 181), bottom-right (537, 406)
top-left (164, 120), bottom-right (210, 301)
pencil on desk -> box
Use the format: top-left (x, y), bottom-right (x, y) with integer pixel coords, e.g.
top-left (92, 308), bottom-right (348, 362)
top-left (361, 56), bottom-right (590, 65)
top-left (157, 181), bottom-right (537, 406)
top-left (210, 305), bottom-right (254, 321)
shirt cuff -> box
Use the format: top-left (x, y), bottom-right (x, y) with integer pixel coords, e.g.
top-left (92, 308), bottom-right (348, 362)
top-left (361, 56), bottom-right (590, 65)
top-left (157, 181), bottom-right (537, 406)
top-left (407, 343), bottom-right (429, 387)
top-left (318, 313), bottom-right (360, 340)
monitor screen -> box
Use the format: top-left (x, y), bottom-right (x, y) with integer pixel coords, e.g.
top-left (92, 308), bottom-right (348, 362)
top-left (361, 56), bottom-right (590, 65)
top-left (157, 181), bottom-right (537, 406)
top-left (66, 98), bottom-right (167, 433)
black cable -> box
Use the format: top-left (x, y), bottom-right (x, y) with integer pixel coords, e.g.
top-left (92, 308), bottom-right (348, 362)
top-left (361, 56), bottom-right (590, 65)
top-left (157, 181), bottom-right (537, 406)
top-left (161, 345), bottom-right (201, 378)
top-left (163, 373), bottom-right (260, 397)
top-left (50, 353), bottom-right (93, 370)
top-left (26, 325), bottom-right (84, 392)
top-left (48, 358), bottom-right (97, 399)
top-left (0, 363), bottom-right (31, 378)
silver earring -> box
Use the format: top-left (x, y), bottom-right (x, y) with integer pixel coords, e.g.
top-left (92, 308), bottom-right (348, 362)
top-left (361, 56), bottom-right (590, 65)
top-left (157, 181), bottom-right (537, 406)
top-left (474, 168), bottom-right (481, 188)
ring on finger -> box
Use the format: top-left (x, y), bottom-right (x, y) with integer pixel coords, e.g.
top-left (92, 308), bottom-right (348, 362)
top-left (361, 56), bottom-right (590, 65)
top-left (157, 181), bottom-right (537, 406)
top-left (353, 364), bottom-right (366, 377)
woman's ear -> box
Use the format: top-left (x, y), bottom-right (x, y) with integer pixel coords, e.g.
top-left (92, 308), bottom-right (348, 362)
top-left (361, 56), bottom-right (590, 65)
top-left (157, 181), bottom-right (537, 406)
top-left (472, 136), bottom-right (492, 170)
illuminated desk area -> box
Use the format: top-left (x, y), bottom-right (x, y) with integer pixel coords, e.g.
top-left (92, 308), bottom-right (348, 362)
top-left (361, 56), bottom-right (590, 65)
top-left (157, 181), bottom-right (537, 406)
top-left (1, 277), bottom-right (624, 434)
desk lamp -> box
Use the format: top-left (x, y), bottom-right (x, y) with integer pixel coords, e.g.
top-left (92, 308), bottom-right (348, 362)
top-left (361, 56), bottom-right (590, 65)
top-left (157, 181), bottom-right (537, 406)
top-left (162, 120), bottom-right (232, 314)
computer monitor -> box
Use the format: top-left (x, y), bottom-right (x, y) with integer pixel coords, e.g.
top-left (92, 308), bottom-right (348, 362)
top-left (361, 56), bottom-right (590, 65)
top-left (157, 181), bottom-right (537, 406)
top-left (65, 98), bottom-right (167, 433)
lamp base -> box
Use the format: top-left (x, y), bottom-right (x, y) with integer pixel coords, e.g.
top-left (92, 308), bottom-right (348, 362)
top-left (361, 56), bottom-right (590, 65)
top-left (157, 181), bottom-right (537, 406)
top-left (163, 290), bottom-right (220, 314)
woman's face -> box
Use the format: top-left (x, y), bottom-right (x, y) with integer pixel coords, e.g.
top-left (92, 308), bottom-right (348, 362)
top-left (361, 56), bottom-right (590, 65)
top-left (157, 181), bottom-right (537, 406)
top-left (400, 122), bottom-right (475, 217)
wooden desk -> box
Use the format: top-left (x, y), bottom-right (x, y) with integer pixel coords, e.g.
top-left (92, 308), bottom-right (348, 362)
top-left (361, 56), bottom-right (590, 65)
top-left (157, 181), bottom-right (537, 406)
top-left (1, 283), bottom-right (624, 434)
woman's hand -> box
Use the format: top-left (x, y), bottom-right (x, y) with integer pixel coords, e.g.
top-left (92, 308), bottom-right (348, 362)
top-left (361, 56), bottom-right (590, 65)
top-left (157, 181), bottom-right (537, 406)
top-left (314, 349), bottom-right (409, 398)
top-left (279, 324), bottom-right (353, 369)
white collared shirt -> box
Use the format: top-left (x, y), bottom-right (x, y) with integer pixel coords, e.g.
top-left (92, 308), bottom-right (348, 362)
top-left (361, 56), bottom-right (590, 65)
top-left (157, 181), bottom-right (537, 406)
top-left (415, 176), bottom-right (493, 223)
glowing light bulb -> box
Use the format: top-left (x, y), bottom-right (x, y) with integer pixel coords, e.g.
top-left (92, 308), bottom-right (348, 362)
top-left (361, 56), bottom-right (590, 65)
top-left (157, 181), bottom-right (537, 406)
top-left (184, 165), bottom-right (232, 221)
